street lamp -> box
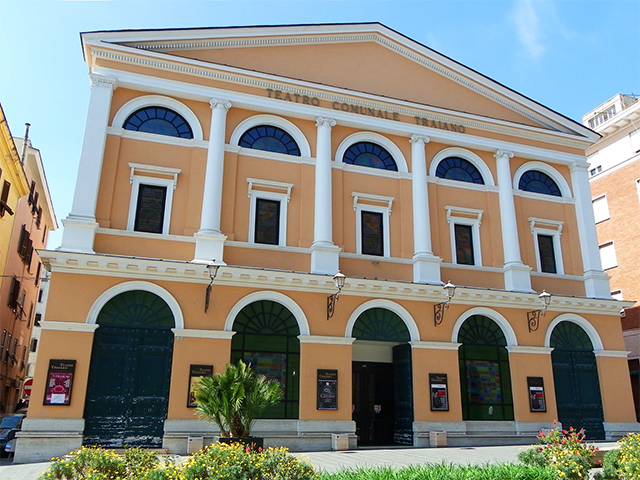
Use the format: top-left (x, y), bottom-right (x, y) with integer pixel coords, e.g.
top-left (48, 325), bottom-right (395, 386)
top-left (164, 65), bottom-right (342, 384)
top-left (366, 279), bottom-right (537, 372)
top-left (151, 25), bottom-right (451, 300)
top-left (327, 271), bottom-right (346, 320)
top-left (434, 281), bottom-right (456, 326)
top-left (204, 261), bottom-right (220, 313)
top-left (526, 290), bottom-right (552, 332)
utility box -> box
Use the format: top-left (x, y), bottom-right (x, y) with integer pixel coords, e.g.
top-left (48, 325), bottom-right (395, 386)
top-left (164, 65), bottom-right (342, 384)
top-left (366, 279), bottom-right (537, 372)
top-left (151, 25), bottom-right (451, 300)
top-left (331, 433), bottom-right (349, 451)
top-left (188, 436), bottom-right (204, 454)
top-left (429, 431), bottom-right (447, 448)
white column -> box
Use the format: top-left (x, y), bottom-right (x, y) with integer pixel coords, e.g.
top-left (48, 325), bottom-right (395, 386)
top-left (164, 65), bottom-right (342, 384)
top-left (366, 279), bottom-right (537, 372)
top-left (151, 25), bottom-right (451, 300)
top-left (193, 98), bottom-right (231, 264)
top-left (410, 134), bottom-right (441, 283)
top-left (570, 162), bottom-right (611, 298)
top-left (495, 149), bottom-right (532, 292)
top-left (60, 74), bottom-right (116, 253)
top-left (310, 117), bottom-right (340, 275)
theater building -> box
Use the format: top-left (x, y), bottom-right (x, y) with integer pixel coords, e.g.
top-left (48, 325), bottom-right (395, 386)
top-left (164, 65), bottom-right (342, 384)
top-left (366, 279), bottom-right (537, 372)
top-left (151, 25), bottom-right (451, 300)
top-left (15, 23), bottom-right (639, 462)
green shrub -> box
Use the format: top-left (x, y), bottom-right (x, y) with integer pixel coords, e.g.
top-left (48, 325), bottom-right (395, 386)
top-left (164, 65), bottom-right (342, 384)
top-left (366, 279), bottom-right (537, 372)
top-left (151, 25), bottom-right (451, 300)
top-left (595, 432), bottom-right (640, 480)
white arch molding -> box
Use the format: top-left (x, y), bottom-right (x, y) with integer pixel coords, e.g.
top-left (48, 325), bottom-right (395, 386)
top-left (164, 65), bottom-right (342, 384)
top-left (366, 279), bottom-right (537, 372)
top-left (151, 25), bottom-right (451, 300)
top-left (86, 281), bottom-right (185, 329)
top-left (224, 291), bottom-right (310, 336)
top-left (345, 299), bottom-right (420, 342)
top-left (229, 114), bottom-right (312, 157)
top-left (112, 94), bottom-right (204, 141)
top-left (429, 147), bottom-right (496, 186)
top-left (513, 161), bottom-right (573, 197)
top-left (335, 132), bottom-right (409, 173)
top-left (451, 307), bottom-right (518, 346)
top-left (543, 314), bottom-right (604, 351)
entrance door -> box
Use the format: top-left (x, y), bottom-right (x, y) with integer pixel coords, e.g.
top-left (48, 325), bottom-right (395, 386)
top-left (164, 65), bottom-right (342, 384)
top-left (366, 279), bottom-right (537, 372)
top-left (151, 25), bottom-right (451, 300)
top-left (352, 362), bottom-right (393, 445)
top-left (393, 344), bottom-right (413, 445)
top-left (83, 327), bottom-right (173, 447)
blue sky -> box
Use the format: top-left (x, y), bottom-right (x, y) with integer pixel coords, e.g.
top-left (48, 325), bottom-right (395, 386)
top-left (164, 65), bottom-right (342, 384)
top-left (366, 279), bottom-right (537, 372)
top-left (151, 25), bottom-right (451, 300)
top-left (1, 0), bottom-right (638, 249)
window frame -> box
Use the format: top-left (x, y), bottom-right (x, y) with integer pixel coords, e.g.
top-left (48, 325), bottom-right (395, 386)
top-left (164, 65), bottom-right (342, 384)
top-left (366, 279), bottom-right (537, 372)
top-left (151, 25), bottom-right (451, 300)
top-left (445, 206), bottom-right (483, 267)
top-left (247, 178), bottom-right (292, 247)
top-left (127, 164), bottom-right (180, 235)
top-left (599, 241), bottom-right (617, 271)
top-left (592, 194), bottom-right (610, 224)
top-left (353, 192), bottom-right (393, 258)
top-left (529, 218), bottom-right (564, 275)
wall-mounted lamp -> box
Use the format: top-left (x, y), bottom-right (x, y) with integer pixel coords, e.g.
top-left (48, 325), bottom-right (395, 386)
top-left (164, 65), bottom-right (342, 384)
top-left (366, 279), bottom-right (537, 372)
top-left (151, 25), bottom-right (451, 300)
top-left (327, 271), bottom-right (346, 320)
top-left (526, 290), bottom-right (552, 332)
top-left (204, 261), bottom-right (220, 313)
top-left (434, 281), bottom-right (456, 326)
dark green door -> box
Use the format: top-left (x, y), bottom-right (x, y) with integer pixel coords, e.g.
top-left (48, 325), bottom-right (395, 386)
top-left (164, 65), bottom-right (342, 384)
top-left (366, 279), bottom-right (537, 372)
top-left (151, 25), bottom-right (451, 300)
top-left (551, 322), bottom-right (605, 440)
top-left (393, 344), bottom-right (413, 445)
top-left (84, 290), bottom-right (175, 448)
top-left (352, 362), bottom-right (394, 445)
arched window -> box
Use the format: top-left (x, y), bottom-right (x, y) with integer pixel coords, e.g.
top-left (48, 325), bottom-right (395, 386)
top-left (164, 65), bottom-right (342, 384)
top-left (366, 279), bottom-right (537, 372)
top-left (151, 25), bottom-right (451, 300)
top-left (457, 315), bottom-right (513, 421)
top-left (231, 300), bottom-right (300, 419)
top-left (123, 107), bottom-right (193, 139)
top-left (352, 308), bottom-right (410, 342)
top-left (435, 157), bottom-right (484, 184)
top-left (518, 170), bottom-right (561, 196)
top-left (239, 125), bottom-right (301, 156)
top-left (343, 142), bottom-right (398, 171)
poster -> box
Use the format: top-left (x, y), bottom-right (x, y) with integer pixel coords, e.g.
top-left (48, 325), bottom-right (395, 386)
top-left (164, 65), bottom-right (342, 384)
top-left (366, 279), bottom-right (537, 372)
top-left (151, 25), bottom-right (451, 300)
top-left (43, 359), bottom-right (76, 406)
top-left (429, 373), bottom-right (449, 411)
top-left (317, 369), bottom-right (338, 410)
top-left (527, 377), bottom-right (546, 412)
top-left (188, 364), bottom-right (213, 408)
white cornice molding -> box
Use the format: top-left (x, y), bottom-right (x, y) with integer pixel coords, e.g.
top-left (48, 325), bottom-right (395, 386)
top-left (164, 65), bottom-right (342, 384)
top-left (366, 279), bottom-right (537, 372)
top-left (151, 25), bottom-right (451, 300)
top-left (38, 250), bottom-right (628, 316)
top-left (506, 346), bottom-right (554, 355)
top-left (593, 350), bottom-right (630, 358)
top-left (410, 341), bottom-right (461, 350)
top-left (171, 329), bottom-right (235, 339)
top-left (40, 321), bottom-right (99, 333)
top-left (298, 335), bottom-right (356, 345)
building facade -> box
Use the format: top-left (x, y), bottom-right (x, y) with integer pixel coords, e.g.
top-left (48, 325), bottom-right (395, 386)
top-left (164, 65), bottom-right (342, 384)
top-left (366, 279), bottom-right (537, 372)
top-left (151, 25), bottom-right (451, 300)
top-left (16, 24), bottom-right (638, 462)
top-left (584, 93), bottom-right (640, 420)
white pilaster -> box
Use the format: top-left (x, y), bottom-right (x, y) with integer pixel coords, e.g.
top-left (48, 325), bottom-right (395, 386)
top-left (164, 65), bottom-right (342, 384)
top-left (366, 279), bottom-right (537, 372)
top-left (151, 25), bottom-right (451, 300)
top-left (310, 117), bottom-right (340, 275)
top-left (60, 74), bottom-right (116, 253)
top-left (193, 99), bottom-right (231, 264)
top-left (495, 149), bottom-right (532, 292)
top-left (570, 162), bottom-right (611, 298)
top-left (410, 134), bottom-right (441, 283)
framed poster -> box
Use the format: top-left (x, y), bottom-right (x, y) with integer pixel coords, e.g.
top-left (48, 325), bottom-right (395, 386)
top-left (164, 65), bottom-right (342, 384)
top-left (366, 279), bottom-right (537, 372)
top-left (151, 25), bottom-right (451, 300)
top-left (43, 359), bottom-right (76, 406)
top-left (429, 373), bottom-right (449, 411)
top-left (317, 369), bottom-right (338, 410)
top-left (528, 376), bottom-right (546, 412)
top-left (187, 364), bottom-right (213, 408)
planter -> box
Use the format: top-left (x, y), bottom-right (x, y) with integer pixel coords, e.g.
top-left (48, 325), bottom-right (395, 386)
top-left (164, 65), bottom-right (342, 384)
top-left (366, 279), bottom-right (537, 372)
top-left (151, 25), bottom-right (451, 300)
top-left (217, 436), bottom-right (264, 452)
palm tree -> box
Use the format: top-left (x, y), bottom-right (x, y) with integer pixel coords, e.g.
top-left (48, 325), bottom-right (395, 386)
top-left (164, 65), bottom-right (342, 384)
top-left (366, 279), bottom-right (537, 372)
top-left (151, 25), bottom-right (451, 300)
top-left (194, 360), bottom-right (283, 438)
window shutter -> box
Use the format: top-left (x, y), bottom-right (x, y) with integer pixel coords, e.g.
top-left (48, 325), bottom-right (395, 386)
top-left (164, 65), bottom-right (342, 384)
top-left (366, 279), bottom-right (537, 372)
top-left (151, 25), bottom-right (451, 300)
top-left (31, 191), bottom-right (39, 214)
top-left (8, 278), bottom-right (20, 309)
top-left (28, 180), bottom-right (36, 206)
top-left (18, 225), bottom-right (26, 256)
top-left (0, 180), bottom-right (12, 216)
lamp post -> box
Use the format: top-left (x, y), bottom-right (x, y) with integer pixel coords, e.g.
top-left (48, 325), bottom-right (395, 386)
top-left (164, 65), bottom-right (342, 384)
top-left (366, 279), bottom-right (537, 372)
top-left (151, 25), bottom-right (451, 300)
top-left (327, 271), bottom-right (346, 320)
top-left (526, 290), bottom-right (552, 332)
top-left (434, 281), bottom-right (456, 326)
top-left (204, 262), bottom-right (220, 313)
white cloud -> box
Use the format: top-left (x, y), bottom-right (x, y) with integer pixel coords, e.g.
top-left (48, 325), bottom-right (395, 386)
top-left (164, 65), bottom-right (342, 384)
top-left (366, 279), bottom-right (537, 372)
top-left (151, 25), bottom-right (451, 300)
top-left (510, 0), bottom-right (546, 59)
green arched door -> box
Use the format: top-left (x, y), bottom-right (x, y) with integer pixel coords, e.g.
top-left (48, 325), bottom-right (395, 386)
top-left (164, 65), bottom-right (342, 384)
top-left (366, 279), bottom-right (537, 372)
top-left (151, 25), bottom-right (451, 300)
top-left (550, 321), bottom-right (605, 439)
top-left (83, 290), bottom-right (175, 447)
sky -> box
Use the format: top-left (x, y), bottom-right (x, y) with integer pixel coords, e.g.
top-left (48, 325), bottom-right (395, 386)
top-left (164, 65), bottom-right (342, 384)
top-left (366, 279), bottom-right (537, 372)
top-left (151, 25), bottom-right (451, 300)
top-left (0, 0), bottom-right (638, 249)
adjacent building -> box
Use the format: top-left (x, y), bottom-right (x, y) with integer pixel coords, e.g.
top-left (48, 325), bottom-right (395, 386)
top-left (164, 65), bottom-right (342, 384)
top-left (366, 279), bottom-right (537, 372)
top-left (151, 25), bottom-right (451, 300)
top-left (16, 24), bottom-right (639, 462)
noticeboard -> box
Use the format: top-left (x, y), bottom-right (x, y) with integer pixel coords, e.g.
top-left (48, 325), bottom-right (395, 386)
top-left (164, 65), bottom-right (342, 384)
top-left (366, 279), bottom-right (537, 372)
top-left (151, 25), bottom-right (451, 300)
top-left (43, 359), bottom-right (76, 406)
top-left (317, 369), bottom-right (338, 410)
top-left (527, 376), bottom-right (546, 412)
top-left (429, 373), bottom-right (449, 411)
top-left (188, 364), bottom-right (214, 408)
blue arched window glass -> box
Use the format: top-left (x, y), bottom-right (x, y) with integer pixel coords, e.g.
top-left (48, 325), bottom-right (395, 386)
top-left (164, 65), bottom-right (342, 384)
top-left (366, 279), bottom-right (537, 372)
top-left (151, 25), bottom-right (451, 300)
top-left (518, 171), bottom-right (561, 196)
top-left (435, 157), bottom-right (484, 184)
top-left (123, 107), bottom-right (193, 139)
top-left (343, 142), bottom-right (398, 171)
top-left (239, 125), bottom-right (301, 156)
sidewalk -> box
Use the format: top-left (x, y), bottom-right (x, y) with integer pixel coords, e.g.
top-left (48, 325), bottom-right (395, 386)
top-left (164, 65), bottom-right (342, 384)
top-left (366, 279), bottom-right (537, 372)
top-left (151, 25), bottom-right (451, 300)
top-left (0, 442), bottom-right (618, 479)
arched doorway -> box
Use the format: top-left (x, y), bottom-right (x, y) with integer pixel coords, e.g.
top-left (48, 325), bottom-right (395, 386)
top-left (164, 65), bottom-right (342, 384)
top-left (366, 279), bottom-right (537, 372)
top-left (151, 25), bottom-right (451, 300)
top-left (351, 307), bottom-right (413, 446)
top-left (230, 300), bottom-right (300, 419)
top-left (550, 321), bottom-right (605, 439)
top-left (458, 315), bottom-right (514, 420)
top-left (83, 290), bottom-right (175, 447)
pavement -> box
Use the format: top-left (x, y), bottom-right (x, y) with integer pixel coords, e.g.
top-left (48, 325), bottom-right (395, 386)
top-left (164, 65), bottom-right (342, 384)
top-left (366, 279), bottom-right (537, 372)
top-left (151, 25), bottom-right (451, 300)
top-left (0, 442), bottom-right (618, 479)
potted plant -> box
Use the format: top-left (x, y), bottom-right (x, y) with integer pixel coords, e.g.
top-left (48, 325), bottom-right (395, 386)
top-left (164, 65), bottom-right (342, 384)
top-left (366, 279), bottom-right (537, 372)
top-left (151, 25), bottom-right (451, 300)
top-left (194, 359), bottom-right (283, 450)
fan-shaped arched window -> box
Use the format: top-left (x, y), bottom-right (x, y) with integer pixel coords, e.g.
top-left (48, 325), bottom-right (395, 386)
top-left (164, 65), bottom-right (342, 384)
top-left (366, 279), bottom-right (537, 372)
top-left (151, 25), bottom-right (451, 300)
top-left (239, 125), bottom-right (301, 156)
top-left (123, 107), bottom-right (193, 139)
top-left (518, 170), bottom-right (561, 196)
top-left (435, 157), bottom-right (484, 184)
top-left (343, 142), bottom-right (398, 171)
top-left (352, 308), bottom-right (410, 342)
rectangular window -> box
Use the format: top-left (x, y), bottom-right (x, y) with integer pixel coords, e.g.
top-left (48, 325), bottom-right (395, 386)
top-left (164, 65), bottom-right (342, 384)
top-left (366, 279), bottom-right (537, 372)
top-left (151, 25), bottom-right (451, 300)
top-left (34, 313), bottom-right (42, 326)
top-left (0, 331), bottom-right (6, 354)
top-left (5, 334), bottom-right (11, 363)
top-left (599, 241), bottom-right (617, 270)
top-left (454, 224), bottom-right (475, 265)
top-left (254, 198), bottom-right (281, 245)
top-left (530, 218), bottom-right (564, 275)
top-left (631, 130), bottom-right (640, 154)
top-left (611, 290), bottom-right (623, 300)
top-left (134, 184), bottom-right (167, 234)
top-left (8, 278), bottom-right (20, 309)
top-left (592, 195), bottom-right (610, 224)
top-left (0, 180), bottom-right (13, 216)
top-left (30, 338), bottom-right (38, 353)
top-left (361, 211), bottom-right (384, 256)
top-left (537, 234), bottom-right (558, 274)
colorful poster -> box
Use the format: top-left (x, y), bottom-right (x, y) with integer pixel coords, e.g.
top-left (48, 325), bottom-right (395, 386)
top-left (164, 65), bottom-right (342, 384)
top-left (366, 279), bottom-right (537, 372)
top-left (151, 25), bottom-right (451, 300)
top-left (187, 364), bottom-right (213, 408)
top-left (429, 373), bottom-right (449, 411)
top-left (317, 369), bottom-right (338, 410)
top-left (528, 377), bottom-right (547, 412)
top-left (43, 359), bottom-right (76, 406)
top-left (245, 353), bottom-right (287, 389)
top-left (466, 360), bottom-right (502, 404)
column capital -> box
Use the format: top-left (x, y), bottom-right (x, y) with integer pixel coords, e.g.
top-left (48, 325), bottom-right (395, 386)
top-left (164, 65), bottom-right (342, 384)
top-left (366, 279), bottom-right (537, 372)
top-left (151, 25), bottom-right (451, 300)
top-left (494, 149), bottom-right (514, 160)
top-left (89, 74), bottom-right (117, 90)
top-left (316, 117), bottom-right (337, 128)
top-left (210, 98), bottom-right (232, 110)
top-left (410, 134), bottom-right (430, 145)
top-left (569, 161), bottom-right (590, 173)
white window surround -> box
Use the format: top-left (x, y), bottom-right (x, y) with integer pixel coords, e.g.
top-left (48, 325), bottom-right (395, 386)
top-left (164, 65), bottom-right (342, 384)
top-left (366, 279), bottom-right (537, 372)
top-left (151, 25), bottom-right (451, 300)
top-left (513, 161), bottom-right (572, 197)
top-left (229, 114), bottom-right (311, 157)
top-left (592, 194), bottom-right (610, 224)
top-left (247, 178), bottom-right (293, 246)
top-left (353, 192), bottom-right (394, 257)
top-left (599, 241), bottom-right (617, 270)
top-left (335, 132), bottom-right (408, 173)
top-left (127, 163), bottom-right (181, 235)
top-left (429, 147), bottom-right (495, 186)
top-left (611, 290), bottom-right (623, 301)
top-left (112, 95), bottom-right (203, 141)
top-left (529, 217), bottom-right (564, 275)
top-left (445, 205), bottom-right (483, 266)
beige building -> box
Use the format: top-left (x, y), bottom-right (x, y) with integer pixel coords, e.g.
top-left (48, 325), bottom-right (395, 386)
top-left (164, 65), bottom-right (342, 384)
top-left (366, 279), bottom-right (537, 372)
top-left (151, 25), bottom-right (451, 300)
top-left (16, 24), bottom-right (638, 462)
